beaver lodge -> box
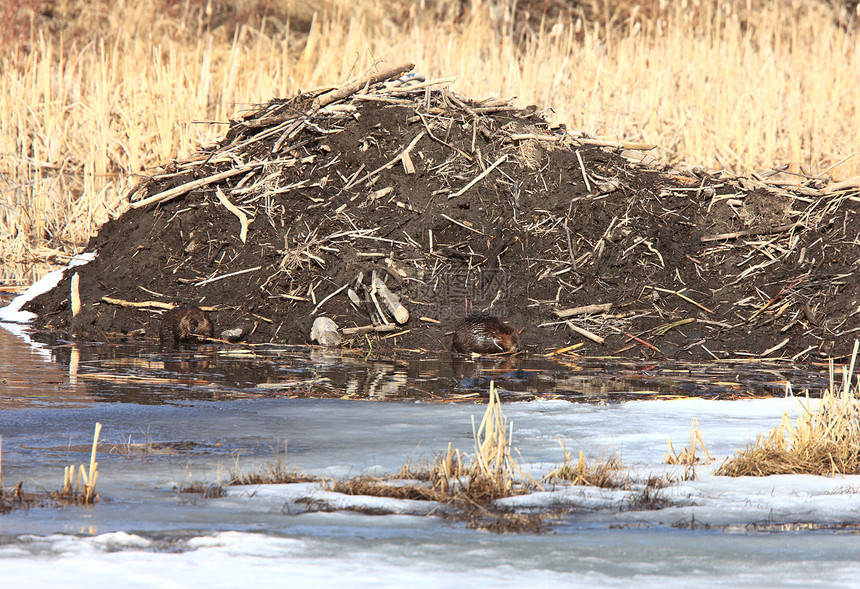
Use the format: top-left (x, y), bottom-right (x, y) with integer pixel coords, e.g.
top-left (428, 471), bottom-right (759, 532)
top-left (23, 63), bottom-right (860, 361)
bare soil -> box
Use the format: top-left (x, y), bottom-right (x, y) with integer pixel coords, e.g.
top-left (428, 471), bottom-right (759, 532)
top-left (24, 71), bottom-right (860, 362)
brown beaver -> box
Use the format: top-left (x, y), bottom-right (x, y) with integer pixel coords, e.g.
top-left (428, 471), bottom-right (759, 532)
top-left (451, 315), bottom-right (521, 355)
top-left (159, 306), bottom-right (214, 345)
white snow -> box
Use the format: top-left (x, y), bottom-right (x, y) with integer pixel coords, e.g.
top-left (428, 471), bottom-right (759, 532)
top-left (0, 252), bottom-right (96, 323)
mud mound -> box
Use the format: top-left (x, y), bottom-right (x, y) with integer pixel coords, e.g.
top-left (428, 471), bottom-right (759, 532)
top-left (25, 64), bottom-right (860, 361)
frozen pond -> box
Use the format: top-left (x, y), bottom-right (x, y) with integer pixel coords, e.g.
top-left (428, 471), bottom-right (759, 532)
top-left (2, 324), bottom-right (860, 588)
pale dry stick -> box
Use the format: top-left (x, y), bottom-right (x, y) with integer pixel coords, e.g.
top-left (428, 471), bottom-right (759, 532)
top-left (194, 266), bottom-right (262, 287)
top-left (272, 118), bottom-right (307, 152)
top-left (440, 213), bottom-right (485, 236)
top-left (368, 274), bottom-right (391, 325)
top-left (444, 91), bottom-right (480, 119)
top-left (563, 221), bottom-right (577, 270)
top-left (343, 164), bottom-right (366, 194)
top-left (342, 324), bottom-right (398, 335)
top-left (823, 176), bottom-right (860, 194)
top-left (384, 76), bottom-right (458, 94)
top-left (310, 62), bottom-right (415, 113)
top-left (700, 222), bottom-right (802, 242)
top-left (508, 133), bottom-right (562, 142)
top-left (574, 138), bottom-right (658, 150)
top-left (131, 164), bottom-right (265, 209)
top-left (311, 283), bottom-right (349, 315)
top-left (372, 272), bottom-right (409, 324)
top-left (70, 272), bottom-right (81, 319)
top-left (791, 344), bottom-right (817, 362)
top-left (554, 303), bottom-right (613, 318)
top-left (85, 422), bottom-right (102, 503)
top-left (277, 293), bottom-right (311, 302)
top-left (215, 187), bottom-right (253, 243)
top-left (649, 286), bottom-right (715, 315)
top-left (565, 320), bottom-right (605, 344)
top-left (101, 297), bottom-right (216, 311)
top-left (761, 337), bottom-right (791, 357)
top-left (575, 150), bottom-right (592, 192)
top-left (448, 154), bottom-right (507, 199)
top-left (346, 131), bottom-right (425, 189)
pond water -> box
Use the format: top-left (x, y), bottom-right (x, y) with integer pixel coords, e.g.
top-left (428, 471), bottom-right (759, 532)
top-left (2, 323), bottom-right (860, 588)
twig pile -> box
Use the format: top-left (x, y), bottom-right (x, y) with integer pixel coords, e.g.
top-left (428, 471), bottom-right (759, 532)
top-left (24, 62), bottom-right (860, 361)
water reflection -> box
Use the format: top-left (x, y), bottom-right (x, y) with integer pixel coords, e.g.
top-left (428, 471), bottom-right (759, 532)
top-left (0, 324), bottom-right (834, 406)
top-left (0, 325), bottom-right (92, 408)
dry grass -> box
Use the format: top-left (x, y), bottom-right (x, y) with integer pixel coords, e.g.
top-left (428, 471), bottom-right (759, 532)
top-left (545, 443), bottom-right (625, 488)
top-left (331, 381), bottom-right (537, 504)
top-left (664, 418), bottom-right (714, 480)
top-left (1, 421), bottom-right (101, 512)
top-left (2, 0), bottom-right (859, 282)
top-left (226, 440), bottom-right (317, 485)
top-left (718, 341), bottom-right (860, 477)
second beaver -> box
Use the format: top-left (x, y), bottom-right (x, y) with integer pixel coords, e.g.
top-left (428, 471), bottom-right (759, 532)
top-left (451, 314), bottom-right (521, 355)
top-left (159, 306), bottom-right (214, 345)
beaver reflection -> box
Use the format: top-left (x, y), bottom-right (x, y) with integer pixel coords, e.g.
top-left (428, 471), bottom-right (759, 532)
top-left (159, 306), bottom-right (214, 346)
top-left (451, 315), bottom-right (520, 355)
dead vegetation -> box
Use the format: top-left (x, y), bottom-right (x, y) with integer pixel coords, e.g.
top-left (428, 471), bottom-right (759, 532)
top-left (206, 382), bottom-right (683, 531)
top-left (718, 341), bottom-right (860, 477)
top-left (327, 383), bottom-right (545, 530)
top-left (1, 422), bottom-right (101, 514)
top-left (545, 444), bottom-right (625, 488)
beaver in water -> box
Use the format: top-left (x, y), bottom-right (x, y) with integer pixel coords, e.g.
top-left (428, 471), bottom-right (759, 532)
top-left (451, 314), bottom-right (521, 355)
top-left (159, 306), bottom-right (214, 345)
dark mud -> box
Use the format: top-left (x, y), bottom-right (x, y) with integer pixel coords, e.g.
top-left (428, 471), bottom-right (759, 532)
top-left (23, 72), bottom-right (860, 361)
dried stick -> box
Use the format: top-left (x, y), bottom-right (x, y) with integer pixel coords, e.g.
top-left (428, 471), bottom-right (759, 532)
top-left (440, 213), bottom-right (485, 235)
top-left (312, 283), bottom-right (349, 315)
top-left (823, 176), bottom-right (860, 194)
top-left (649, 286), bottom-right (714, 314)
top-left (131, 164), bottom-right (264, 209)
top-left (342, 324), bottom-right (399, 335)
top-left (101, 297), bottom-right (217, 313)
top-left (70, 272), bottom-right (81, 318)
top-left (761, 337), bottom-right (790, 357)
top-left (346, 131), bottom-right (425, 188)
top-left (448, 154), bottom-right (507, 199)
top-left (508, 133), bottom-right (562, 142)
top-left (564, 320), bottom-right (605, 344)
top-left (311, 63), bottom-right (415, 113)
top-left (700, 222), bottom-right (801, 242)
top-left (194, 266), bottom-right (262, 287)
top-left (575, 138), bottom-right (658, 150)
top-left (554, 303), bottom-right (612, 318)
top-left (575, 150), bottom-right (592, 192)
top-left (372, 272), bottom-right (409, 324)
top-left (215, 187), bottom-right (253, 243)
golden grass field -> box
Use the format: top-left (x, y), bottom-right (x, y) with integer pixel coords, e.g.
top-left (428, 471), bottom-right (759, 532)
top-left (1, 0), bottom-right (858, 284)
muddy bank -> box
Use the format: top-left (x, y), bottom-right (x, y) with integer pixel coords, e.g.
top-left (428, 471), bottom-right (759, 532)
top-left (24, 66), bottom-right (860, 361)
